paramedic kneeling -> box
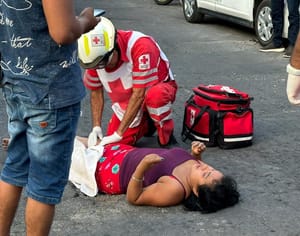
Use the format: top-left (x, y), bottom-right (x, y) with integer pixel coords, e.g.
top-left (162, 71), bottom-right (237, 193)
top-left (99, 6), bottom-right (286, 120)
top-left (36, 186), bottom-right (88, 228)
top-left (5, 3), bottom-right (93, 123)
top-left (78, 17), bottom-right (178, 148)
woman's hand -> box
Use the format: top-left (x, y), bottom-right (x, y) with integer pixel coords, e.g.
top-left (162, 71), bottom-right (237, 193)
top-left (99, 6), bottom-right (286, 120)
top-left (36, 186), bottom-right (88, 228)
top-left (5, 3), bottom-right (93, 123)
top-left (131, 154), bottom-right (164, 182)
top-left (191, 141), bottom-right (206, 160)
top-left (138, 154), bottom-right (164, 171)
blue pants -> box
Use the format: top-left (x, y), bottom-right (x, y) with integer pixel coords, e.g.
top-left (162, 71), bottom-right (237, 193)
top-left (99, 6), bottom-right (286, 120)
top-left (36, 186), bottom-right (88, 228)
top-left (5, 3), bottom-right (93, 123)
top-left (1, 84), bottom-right (81, 204)
top-left (271, 0), bottom-right (300, 46)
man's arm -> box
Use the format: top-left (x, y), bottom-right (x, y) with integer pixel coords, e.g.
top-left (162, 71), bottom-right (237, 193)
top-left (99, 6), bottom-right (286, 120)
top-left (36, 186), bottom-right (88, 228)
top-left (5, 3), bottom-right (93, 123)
top-left (90, 88), bottom-right (104, 127)
top-left (286, 34), bottom-right (300, 105)
top-left (42, 0), bottom-right (99, 45)
top-left (116, 87), bottom-right (145, 136)
top-left (291, 34), bottom-right (300, 68)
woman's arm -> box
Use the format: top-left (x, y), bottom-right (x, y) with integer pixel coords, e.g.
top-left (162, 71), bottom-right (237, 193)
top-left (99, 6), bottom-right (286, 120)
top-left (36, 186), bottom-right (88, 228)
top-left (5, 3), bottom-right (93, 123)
top-left (126, 154), bottom-right (184, 206)
top-left (126, 176), bottom-right (185, 207)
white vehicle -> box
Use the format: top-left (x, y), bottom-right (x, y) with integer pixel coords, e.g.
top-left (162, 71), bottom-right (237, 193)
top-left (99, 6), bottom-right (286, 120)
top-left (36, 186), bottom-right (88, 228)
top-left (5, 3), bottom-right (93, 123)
top-left (154, 0), bottom-right (288, 46)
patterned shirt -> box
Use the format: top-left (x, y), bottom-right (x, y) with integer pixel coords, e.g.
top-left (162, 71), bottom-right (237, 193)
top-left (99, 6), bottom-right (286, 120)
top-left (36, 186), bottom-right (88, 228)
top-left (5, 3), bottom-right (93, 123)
top-left (0, 1), bottom-right (85, 108)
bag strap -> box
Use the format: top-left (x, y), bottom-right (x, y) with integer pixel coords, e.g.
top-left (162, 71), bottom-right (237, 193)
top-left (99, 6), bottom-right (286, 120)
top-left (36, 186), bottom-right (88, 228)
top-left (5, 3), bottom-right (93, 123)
top-left (196, 85), bottom-right (254, 102)
top-left (194, 90), bottom-right (253, 105)
top-left (197, 85), bottom-right (241, 98)
top-left (181, 100), bottom-right (209, 142)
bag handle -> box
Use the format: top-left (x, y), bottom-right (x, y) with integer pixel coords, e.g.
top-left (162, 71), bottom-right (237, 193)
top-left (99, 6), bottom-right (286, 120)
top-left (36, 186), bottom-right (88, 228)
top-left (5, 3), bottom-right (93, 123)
top-left (196, 85), bottom-right (253, 100)
top-left (181, 99), bottom-right (209, 142)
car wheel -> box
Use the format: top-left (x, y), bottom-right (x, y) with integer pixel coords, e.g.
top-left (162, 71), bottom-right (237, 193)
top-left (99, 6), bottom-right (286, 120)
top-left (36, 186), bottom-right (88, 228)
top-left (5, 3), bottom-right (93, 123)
top-left (154, 0), bottom-right (174, 5)
top-left (182, 0), bottom-right (204, 23)
top-left (255, 0), bottom-right (273, 46)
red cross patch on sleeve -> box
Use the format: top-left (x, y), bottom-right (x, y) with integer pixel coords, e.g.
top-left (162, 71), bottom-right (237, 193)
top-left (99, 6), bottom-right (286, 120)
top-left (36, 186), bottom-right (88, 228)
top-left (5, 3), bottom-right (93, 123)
top-left (138, 54), bottom-right (150, 70)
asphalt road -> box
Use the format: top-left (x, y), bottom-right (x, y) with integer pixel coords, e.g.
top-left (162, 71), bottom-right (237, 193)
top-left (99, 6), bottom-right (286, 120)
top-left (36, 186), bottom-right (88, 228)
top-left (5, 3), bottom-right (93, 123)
top-left (1, 0), bottom-right (300, 235)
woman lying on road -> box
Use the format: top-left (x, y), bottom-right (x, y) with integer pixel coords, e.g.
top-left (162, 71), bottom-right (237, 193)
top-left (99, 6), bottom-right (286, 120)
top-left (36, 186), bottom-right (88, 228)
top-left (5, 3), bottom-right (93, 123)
top-left (74, 137), bottom-right (240, 213)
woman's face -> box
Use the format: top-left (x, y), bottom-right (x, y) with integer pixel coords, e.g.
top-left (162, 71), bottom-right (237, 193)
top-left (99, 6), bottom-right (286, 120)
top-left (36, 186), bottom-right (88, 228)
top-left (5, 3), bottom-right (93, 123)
top-left (191, 162), bottom-right (223, 191)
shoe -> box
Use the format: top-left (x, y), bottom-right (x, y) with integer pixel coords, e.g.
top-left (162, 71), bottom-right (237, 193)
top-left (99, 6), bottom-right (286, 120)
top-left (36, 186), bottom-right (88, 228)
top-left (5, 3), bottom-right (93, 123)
top-left (283, 45), bottom-right (294, 58)
top-left (158, 133), bottom-right (178, 148)
top-left (259, 42), bottom-right (285, 53)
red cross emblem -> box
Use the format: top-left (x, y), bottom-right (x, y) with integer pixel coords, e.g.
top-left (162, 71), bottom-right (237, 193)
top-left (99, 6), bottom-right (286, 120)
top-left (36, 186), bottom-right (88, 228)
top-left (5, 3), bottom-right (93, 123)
top-left (140, 55), bottom-right (149, 64)
top-left (138, 54), bottom-right (150, 70)
top-left (91, 34), bottom-right (104, 47)
top-left (92, 36), bottom-right (100, 45)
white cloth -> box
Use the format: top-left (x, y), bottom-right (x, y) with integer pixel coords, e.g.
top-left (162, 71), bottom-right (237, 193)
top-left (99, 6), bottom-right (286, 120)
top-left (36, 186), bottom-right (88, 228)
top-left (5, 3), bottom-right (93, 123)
top-left (69, 138), bottom-right (103, 197)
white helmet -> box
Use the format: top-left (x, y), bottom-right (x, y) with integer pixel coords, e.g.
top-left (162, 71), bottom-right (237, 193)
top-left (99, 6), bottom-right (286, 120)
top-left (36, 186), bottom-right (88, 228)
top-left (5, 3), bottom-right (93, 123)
top-left (78, 17), bottom-right (116, 69)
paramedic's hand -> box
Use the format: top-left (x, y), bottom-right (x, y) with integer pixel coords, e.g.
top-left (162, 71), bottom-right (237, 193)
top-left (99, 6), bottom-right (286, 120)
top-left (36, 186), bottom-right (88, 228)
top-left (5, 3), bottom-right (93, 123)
top-left (99, 132), bottom-right (122, 146)
top-left (88, 126), bottom-right (103, 148)
top-left (286, 73), bottom-right (300, 105)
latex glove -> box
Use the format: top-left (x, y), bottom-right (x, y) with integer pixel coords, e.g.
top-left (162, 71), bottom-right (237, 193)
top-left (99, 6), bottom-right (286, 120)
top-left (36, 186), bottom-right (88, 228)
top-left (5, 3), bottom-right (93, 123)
top-left (88, 126), bottom-right (103, 148)
top-left (99, 132), bottom-right (122, 146)
top-left (286, 73), bottom-right (300, 105)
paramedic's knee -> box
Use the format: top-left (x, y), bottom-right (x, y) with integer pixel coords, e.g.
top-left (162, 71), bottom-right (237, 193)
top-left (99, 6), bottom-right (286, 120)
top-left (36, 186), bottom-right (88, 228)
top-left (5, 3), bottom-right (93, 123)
top-left (145, 82), bottom-right (176, 107)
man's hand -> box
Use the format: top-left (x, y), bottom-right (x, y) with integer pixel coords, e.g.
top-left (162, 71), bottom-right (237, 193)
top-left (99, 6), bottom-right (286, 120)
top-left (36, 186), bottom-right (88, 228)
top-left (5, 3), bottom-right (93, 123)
top-left (99, 132), bottom-right (122, 146)
top-left (77, 7), bottom-right (100, 33)
top-left (42, 1), bottom-right (99, 44)
top-left (88, 126), bottom-right (103, 147)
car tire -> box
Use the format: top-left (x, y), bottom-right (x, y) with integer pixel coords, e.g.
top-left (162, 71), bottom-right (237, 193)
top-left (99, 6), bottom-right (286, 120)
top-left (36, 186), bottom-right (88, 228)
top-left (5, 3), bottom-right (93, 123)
top-left (255, 0), bottom-right (273, 46)
top-left (154, 0), bottom-right (174, 5)
top-left (182, 0), bottom-right (204, 23)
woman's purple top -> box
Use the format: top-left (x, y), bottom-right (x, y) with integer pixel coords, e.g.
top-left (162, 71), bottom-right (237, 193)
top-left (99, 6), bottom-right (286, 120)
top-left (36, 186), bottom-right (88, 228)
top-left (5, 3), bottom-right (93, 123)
top-left (120, 147), bottom-right (193, 192)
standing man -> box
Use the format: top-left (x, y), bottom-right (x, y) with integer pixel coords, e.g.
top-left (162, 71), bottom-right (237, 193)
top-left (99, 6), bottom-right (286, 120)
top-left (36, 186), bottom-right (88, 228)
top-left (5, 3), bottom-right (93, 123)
top-left (0, 1), bottom-right (99, 235)
top-left (260, 0), bottom-right (300, 58)
top-left (78, 17), bottom-right (178, 148)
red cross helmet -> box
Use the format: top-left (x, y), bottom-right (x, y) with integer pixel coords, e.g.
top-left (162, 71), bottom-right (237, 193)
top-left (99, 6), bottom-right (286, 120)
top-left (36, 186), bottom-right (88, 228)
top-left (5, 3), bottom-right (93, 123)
top-left (78, 17), bottom-right (116, 69)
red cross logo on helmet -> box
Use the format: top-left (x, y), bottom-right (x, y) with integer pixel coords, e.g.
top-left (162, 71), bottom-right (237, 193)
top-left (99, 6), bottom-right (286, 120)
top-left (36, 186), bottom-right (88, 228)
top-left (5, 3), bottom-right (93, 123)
top-left (91, 34), bottom-right (104, 47)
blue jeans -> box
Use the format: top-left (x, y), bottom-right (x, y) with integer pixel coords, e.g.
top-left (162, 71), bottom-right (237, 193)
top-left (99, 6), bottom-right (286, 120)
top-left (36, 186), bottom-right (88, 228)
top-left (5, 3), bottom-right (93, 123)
top-left (1, 84), bottom-right (81, 204)
top-left (271, 0), bottom-right (300, 46)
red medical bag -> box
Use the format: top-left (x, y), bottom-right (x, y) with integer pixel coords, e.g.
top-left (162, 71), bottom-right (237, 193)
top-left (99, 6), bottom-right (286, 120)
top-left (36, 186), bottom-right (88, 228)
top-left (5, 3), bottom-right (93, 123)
top-left (181, 84), bottom-right (254, 149)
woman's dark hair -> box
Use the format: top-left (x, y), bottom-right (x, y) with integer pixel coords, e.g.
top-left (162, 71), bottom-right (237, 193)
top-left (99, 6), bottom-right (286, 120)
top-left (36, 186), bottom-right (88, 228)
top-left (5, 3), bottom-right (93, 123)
top-left (183, 176), bottom-right (240, 213)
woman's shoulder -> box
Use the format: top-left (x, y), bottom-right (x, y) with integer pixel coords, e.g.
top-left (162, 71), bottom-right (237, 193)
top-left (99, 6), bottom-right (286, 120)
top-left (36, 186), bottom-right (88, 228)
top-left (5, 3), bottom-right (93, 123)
top-left (157, 175), bottom-right (187, 202)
